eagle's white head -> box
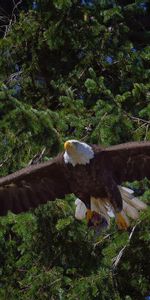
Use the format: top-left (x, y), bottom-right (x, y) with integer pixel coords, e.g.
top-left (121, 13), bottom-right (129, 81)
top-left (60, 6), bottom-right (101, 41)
top-left (63, 139), bottom-right (94, 166)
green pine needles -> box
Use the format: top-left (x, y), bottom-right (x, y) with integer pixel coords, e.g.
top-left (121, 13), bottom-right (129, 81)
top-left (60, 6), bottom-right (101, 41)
top-left (0, 0), bottom-right (150, 299)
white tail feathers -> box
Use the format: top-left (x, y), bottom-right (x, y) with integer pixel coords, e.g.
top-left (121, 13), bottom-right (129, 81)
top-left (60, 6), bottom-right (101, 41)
top-left (75, 198), bottom-right (87, 220)
top-left (119, 186), bottom-right (147, 222)
top-left (123, 201), bottom-right (139, 220)
top-left (126, 196), bottom-right (147, 210)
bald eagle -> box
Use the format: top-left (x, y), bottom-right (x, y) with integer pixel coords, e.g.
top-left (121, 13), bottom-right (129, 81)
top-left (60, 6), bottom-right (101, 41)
top-left (0, 140), bottom-right (149, 230)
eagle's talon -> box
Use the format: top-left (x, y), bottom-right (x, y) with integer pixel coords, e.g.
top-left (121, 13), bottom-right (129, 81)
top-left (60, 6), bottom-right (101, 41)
top-left (86, 209), bottom-right (93, 222)
top-left (116, 212), bottom-right (129, 230)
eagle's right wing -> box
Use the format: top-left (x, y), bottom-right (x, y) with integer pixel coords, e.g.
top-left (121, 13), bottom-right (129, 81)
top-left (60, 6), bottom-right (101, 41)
top-left (0, 155), bottom-right (71, 216)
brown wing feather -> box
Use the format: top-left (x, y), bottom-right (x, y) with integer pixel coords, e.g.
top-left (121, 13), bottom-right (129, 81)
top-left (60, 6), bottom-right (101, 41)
top-left (0, 154), bottom-right (71, 216)
top-left (105, 141), bottom-right (150, 183)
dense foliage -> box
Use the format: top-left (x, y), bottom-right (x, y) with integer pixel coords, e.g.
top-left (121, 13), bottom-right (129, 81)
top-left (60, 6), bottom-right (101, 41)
top-left (0, 0), bottom-right (150, 299)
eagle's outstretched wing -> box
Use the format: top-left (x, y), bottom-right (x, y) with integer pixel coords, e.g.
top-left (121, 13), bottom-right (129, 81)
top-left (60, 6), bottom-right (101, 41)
top-left (105, 141), bottom-right (150, 184)
top-left (0, 140), bottom-right (150, 217)
top-left (0, 154), bottom-right (71, 216)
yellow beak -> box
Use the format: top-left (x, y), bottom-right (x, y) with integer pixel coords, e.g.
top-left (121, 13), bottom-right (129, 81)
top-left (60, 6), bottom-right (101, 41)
top-left (64, 141), bottom-right (74, 151)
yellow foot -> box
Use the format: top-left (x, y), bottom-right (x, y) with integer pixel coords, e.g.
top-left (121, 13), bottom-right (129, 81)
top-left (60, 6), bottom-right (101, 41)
top-left (116, 212), bottom-right (129, 230)
top-left (86, 209), bottom-right (93, 222)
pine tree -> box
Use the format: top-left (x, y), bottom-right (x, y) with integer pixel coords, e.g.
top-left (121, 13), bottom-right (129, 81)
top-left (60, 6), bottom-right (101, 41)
top-left (0, 1), bottom-right (150, 299)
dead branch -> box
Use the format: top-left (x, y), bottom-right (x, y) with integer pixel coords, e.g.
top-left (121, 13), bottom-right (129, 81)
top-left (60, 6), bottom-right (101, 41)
top-left (129, 115), bottom-right (150, 125)
top-left (4, 0), bottom-right (23, 38)
top-left (28, 148), bottom-right (46, 166)
top-left (112, 224), bottom-right (138, 271)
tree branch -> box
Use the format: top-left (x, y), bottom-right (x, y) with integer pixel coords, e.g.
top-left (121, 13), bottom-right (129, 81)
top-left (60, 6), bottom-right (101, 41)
top-left (4, 0), bottom-right (23, 38)
top-left (112, 224), bottom-right (138, 271)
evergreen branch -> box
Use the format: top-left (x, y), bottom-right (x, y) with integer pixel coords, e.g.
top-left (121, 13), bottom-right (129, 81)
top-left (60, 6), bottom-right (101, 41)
top-left (0, 140), bottom-right (29, 169)
top-left (145, 124), bottom-right (149, 140)
top-left (113, 97), bottom-right (150, 126)
top-left (0, 156), bottom-right (10, 168)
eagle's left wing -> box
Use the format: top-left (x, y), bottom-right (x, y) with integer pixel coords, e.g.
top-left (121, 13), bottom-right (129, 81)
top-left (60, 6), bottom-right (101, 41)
top-left (105, 141), bottom-right (150, 184)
